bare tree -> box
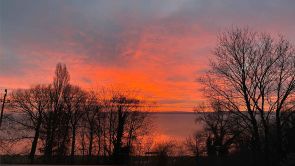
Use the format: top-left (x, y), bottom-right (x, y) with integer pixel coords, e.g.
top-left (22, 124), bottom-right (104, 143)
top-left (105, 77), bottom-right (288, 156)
top-left (152, 141), bottom-right (177, 166)
top-left (97, 87), bottom-right (151, 163)
top-left (62, 85), bottom-right (86, 158)
top-left (43, 63), bottom-right (70, 158)
top-left (200, 27), bottom-right (295, 164)
top-left (125, 110), bottom-right (150, 150)
top-left (83, 91), bottom-right (102, 157)
top-left (11, 84), bottom-right (50, 161)
top-left (110, 92), bottom-right (140, 162)
top-left (195, 99), bottom-right (242, 157)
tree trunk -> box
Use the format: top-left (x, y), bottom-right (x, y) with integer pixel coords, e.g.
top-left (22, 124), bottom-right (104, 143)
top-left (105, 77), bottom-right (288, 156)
top-left (71, 126), bottom-right (76, 158)
top-left (113, 107), bottom-right (125, 161)
top-left (103, 126), bottom-right (107, 157)
top-left (262, 120), bottom-right (270, 166)
top-left (58, 120), bottom-right (69, 157)
top-left (88, 126), bottom-right (94, 157)
top-left (242, 82), bottom-right (261, 153)
top-left (29, 118), bottom-right (42, 162)
top-left (276, 111), bottom-right (283, 163)
top-left (249, 112), bottom-right (261, 152)
top-left (44, 113), bottom-right (53, 159)
top-left (98, 133), bottom-right (101, 156)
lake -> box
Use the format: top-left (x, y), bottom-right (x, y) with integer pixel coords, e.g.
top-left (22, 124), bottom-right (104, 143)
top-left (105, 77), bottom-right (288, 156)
top-left (150, 112), bottom-right (203, 142)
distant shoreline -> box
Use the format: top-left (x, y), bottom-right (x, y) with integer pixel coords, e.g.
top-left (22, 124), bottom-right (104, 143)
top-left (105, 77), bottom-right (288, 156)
top-left (149, 111), bottom-right (195, 114)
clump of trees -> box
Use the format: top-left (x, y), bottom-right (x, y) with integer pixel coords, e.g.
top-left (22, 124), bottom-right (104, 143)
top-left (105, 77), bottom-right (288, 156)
top-left (194, 99), bottom-right (242, 157)
top-left (2, 63), bottom-right (151, 164)
top-left (199, 27), bottom-right (295, 165)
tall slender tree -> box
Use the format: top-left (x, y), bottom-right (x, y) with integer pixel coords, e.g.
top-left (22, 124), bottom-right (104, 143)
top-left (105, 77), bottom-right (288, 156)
top-left (44, 63), bottom-right (70, 158)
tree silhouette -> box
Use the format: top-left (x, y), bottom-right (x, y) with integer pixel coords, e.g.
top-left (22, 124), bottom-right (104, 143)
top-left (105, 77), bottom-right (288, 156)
top-left (200, 27), bottom-right (295, 165)
top-left (195, 99), bottom-right (242, 157)
top-left (11, 84), bottom-right (50, 162)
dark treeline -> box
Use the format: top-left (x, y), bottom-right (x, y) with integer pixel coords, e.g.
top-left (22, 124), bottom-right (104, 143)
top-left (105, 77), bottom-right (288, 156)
top-left (0, 63), bottom-right (151, 164)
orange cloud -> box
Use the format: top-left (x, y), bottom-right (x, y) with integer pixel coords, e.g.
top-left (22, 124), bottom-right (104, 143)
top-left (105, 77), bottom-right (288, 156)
top-left (2, 0), bottom-right (295, 111)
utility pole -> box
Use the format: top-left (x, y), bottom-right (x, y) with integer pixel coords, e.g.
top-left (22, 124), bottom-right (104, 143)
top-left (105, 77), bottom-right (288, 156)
top-left (0, 89), bottom-right (7, 128)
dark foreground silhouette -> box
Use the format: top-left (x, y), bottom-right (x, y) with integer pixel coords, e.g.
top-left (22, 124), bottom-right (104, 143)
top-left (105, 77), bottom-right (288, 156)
top-left (4, 154), bottom-right (295, 166)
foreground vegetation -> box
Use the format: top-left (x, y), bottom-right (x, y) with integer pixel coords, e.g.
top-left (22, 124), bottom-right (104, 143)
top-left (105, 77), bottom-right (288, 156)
top-left (0, 154), bottom-right (286, 166)
top-left (0, 63), bottom-right (152, 164)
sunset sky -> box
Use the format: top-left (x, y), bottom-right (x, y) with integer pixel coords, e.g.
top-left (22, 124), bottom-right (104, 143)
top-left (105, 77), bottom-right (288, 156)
top-left (1, 0), bottom-right (295, 111)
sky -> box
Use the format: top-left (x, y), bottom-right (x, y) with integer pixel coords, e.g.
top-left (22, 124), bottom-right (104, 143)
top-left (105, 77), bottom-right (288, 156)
top-left (1, 0), bottom-right (295, 111)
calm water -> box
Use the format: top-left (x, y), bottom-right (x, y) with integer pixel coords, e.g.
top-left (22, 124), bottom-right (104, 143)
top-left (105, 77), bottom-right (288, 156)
top-left (150, 112), bottom-right (203, 142)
